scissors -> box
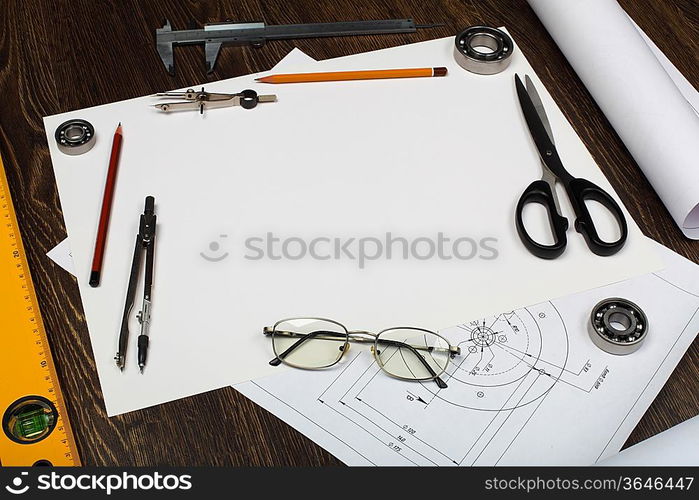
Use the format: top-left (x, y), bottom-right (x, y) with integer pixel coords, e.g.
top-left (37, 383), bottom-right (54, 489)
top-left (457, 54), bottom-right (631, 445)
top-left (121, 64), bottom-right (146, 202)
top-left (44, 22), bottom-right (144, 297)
top-left (514, 74), bottom-right (628, 259)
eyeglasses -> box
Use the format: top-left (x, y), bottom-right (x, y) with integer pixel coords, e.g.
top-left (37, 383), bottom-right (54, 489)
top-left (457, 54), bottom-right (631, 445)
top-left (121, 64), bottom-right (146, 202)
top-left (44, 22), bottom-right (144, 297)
top-left (263, 317), bottom-right (461, 388)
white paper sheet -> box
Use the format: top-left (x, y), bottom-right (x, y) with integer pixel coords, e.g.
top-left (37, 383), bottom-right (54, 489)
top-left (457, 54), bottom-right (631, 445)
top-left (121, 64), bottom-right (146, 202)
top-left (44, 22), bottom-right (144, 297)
top-left (600, 415), bottom-right (699, 466)
top-left (46, 238), bottom-right (75, 276)
top-left (43, 49), bottom-right (316, 415)
top-left (235, 243), bottom-right (699, 465)
top-left (44, 33), bottom-right (660, 416)
top-left (528, 0), bottom-right (699, 238)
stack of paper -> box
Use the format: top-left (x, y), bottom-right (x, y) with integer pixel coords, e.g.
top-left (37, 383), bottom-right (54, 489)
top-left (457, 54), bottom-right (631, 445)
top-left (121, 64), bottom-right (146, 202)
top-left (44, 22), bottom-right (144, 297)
top-left (44, 32), bottom-right (660, 416)
top-left (43, 20), bottom-right (699, 467)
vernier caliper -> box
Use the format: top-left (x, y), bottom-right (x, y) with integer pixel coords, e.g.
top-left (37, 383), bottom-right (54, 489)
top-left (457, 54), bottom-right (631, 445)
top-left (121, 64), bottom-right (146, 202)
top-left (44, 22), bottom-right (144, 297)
top-left (156, 18), bottom-right (443, 75)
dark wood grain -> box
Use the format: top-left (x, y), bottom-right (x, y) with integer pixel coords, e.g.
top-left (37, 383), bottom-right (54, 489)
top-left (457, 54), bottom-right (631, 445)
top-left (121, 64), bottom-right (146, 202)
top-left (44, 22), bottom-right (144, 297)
top-left (0, 0), bottom-right (697, 466)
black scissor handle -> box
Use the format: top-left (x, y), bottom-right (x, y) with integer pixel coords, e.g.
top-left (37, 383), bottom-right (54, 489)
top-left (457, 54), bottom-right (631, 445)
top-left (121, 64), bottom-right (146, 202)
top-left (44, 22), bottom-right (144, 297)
top-left (515, 180), bottom-right (569, 259)
top-left (567, 177), bottom-right (628, 256)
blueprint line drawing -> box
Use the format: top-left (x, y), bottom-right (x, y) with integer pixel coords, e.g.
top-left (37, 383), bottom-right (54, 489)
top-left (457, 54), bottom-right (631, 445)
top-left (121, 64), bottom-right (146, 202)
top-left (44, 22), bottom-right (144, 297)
top-left (235, 246), bottom-right (699, 466)
top-left (270, 304), bottom-right (599, 466)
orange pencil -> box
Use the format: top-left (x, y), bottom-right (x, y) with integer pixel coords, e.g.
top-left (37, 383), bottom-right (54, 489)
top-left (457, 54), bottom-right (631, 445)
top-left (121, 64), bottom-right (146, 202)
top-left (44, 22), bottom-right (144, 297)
top-left (255, 67), bottom-right (448, 84)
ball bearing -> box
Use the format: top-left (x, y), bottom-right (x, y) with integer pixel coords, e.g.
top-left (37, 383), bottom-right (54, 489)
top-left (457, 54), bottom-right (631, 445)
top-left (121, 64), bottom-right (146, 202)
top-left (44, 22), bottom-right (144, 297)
top-left (453, 26), bottom-right (514, 75)
top-left (588, 298), bottom-right (648, 355)
top-left (55, 119), bottom-right (95, 156)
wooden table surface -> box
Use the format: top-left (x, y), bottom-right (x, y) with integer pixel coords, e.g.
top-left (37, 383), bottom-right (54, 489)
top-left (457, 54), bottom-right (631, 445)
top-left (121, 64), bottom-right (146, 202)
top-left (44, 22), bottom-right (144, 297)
top-left (1, 0), bottom-right (697, 466)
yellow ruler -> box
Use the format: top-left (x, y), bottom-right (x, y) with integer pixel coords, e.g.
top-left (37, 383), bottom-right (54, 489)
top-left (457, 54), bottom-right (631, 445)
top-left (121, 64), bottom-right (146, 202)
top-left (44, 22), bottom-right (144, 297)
top-left (0, 153), bottom-right (80, 466)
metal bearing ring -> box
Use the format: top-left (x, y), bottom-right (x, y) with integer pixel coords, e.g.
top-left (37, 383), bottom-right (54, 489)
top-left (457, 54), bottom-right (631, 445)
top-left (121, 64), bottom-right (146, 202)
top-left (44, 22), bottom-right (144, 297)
top-left (55, 119), bottom-right (95, 155)
top-left (588, 298), bottom-right (648, 355)
top-left (453, 26), bottom-right (514, 75)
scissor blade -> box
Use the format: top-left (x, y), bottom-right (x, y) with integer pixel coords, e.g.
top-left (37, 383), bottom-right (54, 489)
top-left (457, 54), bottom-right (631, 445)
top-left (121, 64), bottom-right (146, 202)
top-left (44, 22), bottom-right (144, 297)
top-left (515, 74), bottom-right (557, 160)
top-left (525, 75), bottom-right (555, 146)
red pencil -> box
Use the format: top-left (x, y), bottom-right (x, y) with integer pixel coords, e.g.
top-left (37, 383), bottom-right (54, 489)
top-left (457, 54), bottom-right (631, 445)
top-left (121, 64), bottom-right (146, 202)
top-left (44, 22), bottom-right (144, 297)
top-left (89, 123), bottom-right (123, 287)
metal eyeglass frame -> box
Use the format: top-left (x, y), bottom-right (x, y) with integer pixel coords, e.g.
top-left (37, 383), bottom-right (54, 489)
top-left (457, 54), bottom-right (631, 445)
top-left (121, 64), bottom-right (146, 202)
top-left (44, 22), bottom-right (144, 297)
top-left (263, 317), bottom-right (461, 389)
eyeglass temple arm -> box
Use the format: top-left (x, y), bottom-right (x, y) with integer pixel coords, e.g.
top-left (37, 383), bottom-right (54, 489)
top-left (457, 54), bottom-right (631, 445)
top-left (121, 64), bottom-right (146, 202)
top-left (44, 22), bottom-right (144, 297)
top-left (264, 328), bottom-right (347, 366)
top-left (374, 338), bottom-right (449, 389)
top-left (264, 328), bottom-right (460, 355)
top-left (350, 331), bottom-right (460, 358)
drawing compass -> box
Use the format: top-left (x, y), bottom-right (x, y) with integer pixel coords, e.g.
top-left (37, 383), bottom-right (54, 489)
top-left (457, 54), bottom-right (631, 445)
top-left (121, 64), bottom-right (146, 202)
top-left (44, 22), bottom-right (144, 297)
top-left (153, 87), bottom-right (276, 114)
top-left (116, 196), bottom-right (156, 372)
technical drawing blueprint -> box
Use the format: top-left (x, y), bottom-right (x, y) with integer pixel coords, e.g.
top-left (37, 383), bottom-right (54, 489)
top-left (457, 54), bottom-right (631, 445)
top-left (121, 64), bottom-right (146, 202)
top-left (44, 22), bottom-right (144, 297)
top-left (235, 243), bottom-right (699, 465)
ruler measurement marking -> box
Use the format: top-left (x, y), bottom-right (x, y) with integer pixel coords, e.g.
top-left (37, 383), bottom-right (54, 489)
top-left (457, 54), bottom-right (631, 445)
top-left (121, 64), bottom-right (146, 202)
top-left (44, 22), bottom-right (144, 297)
top-left (0, 158), bottom-right (79, 465)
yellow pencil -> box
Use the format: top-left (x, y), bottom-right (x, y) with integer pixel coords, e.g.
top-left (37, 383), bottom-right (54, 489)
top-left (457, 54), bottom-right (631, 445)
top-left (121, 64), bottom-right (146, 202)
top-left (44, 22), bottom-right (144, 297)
top-left (255, 67), bottom-right (448, 84)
